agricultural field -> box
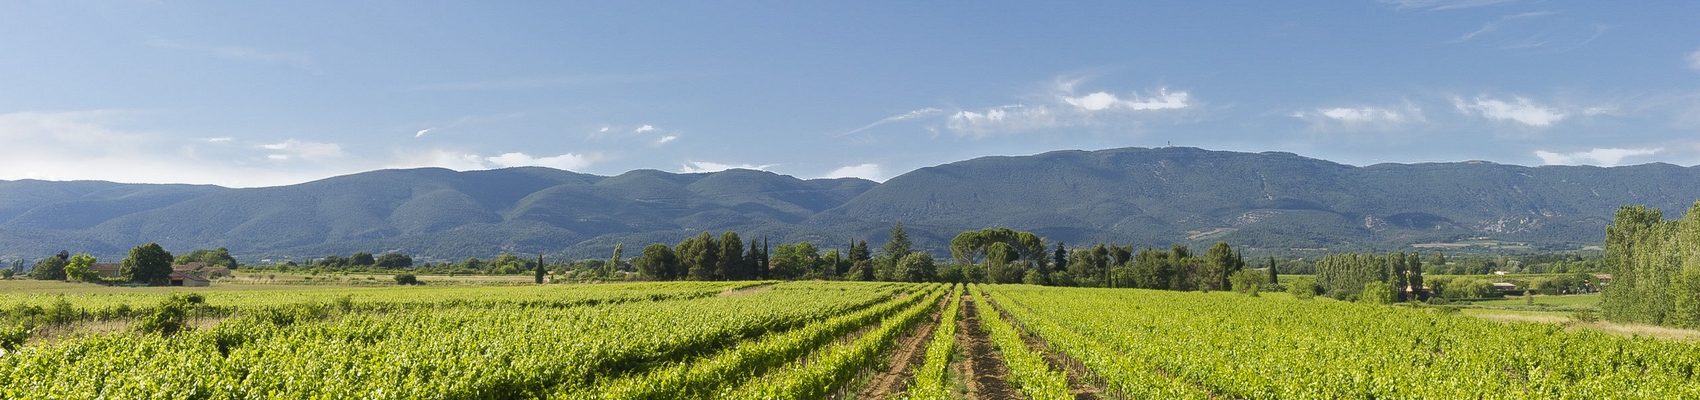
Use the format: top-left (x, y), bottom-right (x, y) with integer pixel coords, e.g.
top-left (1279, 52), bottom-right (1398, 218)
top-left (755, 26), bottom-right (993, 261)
top-left (6, 281), bottom-right (1700, 399)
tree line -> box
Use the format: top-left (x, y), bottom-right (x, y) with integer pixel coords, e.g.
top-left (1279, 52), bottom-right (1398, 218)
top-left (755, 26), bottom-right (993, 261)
top-left (1601, 202), bottom-right (1700, 329)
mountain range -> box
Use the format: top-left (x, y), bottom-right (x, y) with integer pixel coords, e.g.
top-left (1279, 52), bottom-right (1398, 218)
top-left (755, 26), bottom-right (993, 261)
top-left (5, 146), bottom-right (1699, 263)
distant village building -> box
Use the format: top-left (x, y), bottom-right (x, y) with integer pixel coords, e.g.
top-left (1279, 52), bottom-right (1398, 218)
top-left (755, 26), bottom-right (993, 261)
top-left (89, 263), bottom-right (122, 278)
top-left (169, 270), bottom-right (211, 287)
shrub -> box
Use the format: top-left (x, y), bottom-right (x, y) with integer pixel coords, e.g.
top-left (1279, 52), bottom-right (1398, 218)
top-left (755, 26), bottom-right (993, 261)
top-left (1572, 308), bottom-right (1599, 323)
top-left (394, 273), bottom-right (421, 285)
top-left (1359, 282), bottom-right (1394, 305)
top-left (136, 293), bottom-right (202, 337)
top-left (1287, 278), bottom-right (1318, 300)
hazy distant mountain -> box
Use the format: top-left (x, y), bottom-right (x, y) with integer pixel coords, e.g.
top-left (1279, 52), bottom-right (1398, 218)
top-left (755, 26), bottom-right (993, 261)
top-left (4, 147), bottom-right (1698, 262)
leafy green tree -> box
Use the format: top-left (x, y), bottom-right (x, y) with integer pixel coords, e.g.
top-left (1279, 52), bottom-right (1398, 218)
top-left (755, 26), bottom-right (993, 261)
top-left (1023, 268), bottom-right (1049, 285)
top-left (393, 273), bottom-right (421, 285)
top-left (1267, 256), bottom-right (1279, 285)
top-left (747, 240), bottom-right (766, 280)
top-left (174, 247), bottom-right (238, 269)
top-left (635, 243), bottom-right (680, 280)
top-left (607, 243), bottom-right (624, 277)
top-left (374, 253), bottom-right (413, 269)
top-left (1360, 281), bottom-right (1395, 304)
top-left (771, 241), bottom-right (819, 279)
top-left (717, 232), bottom-right (743, 280)
top-left (120, 243), bottom-right (174, 284)
top-left (349, 252), bottom-right (376, 267)
top-left (1051, 242), bottom-right (1067, 275)
top-left (1407, 252), bottom-right (1424, 300)
top-left (987, 242), bottom-right (1021, 284)
top-left (1287, 278), bottom-right (1318, 299)
top-left (881, 222), bottom-right (913, 264)
top-left (63, 254), bottom-right (99, 282)
top-left (684, 232), bottom-right (719, 280)
top-left (29, 256), bottom-right (68, 281)
top-left (1203, 241), bottom-right (1244, 292)
top-left (848, 239), bottom-right (872, 281)
top-left (894, 252), bottom-right (936, 283)
top-left (1229, 269), bottom-right (1267, 296)
top-left (534, 255), bottom-right (546, 284)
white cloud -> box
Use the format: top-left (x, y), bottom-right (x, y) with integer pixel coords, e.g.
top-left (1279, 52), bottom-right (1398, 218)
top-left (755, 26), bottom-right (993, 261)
top-left (634, 124), bottom-right (656, 133)
top-left (1453, 96), bottom-right (1567, 127)
top-left (1062, 89), bottom-right (1189, 112)
top-left (655, 135), bottom-right (678, 145)
top-left (1381, 0), bottom-right (1516, 11)
top-left (260, 139), bottom-right (346, 161)
top-left (1294, 105), bottom-right (1420, 124)
top-left (840, 108), bottom-right (946, 136)
top-left (415, 128), bottom-right (433, 138)
top-left (1534, 148), bottom-right (1662, 166)
top-left (388, 149), bottom-right (604, 172)
top-left (484, 152), bottom-right (598, 170)
top-left (680, 161), bottom-right (774, 173)
top-left (944, 105), bottom-right (1058, 138)
top-left (821, 163), bottom-right (886, 181)
top-left (599, 126), bottom-right (610, 133)
top-left (1687, 48), bottom-right (1700, 71)
top-left (0, 111), bottom-right (351, 187)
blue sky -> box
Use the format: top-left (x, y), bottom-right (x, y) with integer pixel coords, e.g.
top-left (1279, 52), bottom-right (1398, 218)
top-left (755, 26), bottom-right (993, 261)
top-left (3, 1), bottom-right (1698, 187)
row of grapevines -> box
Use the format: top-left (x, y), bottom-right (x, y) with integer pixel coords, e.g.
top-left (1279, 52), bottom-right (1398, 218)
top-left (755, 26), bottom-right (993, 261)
top-left (989, 285), bottom-right (1700, 399)
top-left (1, 280), bottom-right (767, 321)
top-left (0, 282), bottom-right (895, 399)
top-left (568, 282), bottom-right (935, 399)
top-left (969, 284), bottom-right (1071, 400)
top-left (904, 284), bottom-right (962, 400)
top-left (984, 287), bottom-right (1206, 399)
top-left (720, 283), bottom-right (947, 399)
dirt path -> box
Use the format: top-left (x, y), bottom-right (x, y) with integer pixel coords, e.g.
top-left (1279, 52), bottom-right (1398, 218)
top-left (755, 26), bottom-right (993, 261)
top-left (856, 296), bottom-right (947, 399)
top-left (959, 295), bottom-right (1020, 400)
top-left (719, 283), bottom-right (775, 296)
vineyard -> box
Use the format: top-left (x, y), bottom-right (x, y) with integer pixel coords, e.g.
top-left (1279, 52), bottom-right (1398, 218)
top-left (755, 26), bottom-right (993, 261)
top-left (5, 281), bottom-right (1700, 399)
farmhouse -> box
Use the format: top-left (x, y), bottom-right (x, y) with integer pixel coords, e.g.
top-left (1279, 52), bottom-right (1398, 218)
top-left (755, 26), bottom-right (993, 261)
top-left (169, 270), bottom-right (211, 287)
top-left (89, 263), bottom-right (122, 278)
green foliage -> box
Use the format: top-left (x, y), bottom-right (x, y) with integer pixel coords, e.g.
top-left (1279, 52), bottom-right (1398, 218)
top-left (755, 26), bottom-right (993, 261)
top-left (1023, 268), bottom-right (1049, 285)
top-left (62, 254), bottom-right (99, 282)
top-left (1359, 281), bottom-right (1394, 304)
top-left (28, 256), bottom-right (67, 281)
top-left (1229, 269), bottom-right (1268, 296)
top-left (393, 273), bottom-right (421, 285)
top-left (894, 252), bottom-right (936, 283)
top-left (374, 253), bottom-right (413, 269)
top-left (174, 247), bottom-right (238, 269)
top-left (1287, 278), bottom-right (1318, 299)
top-left (120, 243), bottom-right (174, 284)
top-left (135, 293), bottom-right (203, 337)
top-left (1600, 202), bottom-right (1700, 328)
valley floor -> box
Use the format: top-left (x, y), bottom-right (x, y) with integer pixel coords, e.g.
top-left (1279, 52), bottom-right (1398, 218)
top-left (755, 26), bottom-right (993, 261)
top-left (5, 280), bottom-right (1700, 399)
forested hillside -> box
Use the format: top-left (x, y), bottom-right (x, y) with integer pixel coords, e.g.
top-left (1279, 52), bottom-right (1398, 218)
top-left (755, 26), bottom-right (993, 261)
top-left (3, 147), bottom-right (1699, 261)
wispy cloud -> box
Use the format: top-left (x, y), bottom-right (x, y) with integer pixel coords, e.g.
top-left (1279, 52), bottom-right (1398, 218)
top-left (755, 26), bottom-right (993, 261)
top-left (944, 105), bottom-right (1059, 138)
top-left (1687, 48), bottom-right (1700, 71)
top-left (821, 163), bottom-right (886, 181)
top-left (839, 108), bottom-right (946, 136)
top-left (1455, 11), bottom-right (1555, 42)
top-left (1062, 89), bottom-right (1189, 112)
top-left (484, 152), bottom-right (600, 170)
top-left (260, 139), bottom-right (346, 161)
top-left (680, 161), bottom-right (774, 173)
top-left (1292, 104), bottom-right (1423, 130)
top-left (1534, 148), bottom-right (1661, 166)
top-left (634, 124), bottom-right (656, 133)
top-left (145, 39), bottom-right (321, 74)
top-left (654, 135), bottom-right (678, 145)
top-left (1449, 11), bottom-right (1607, 53)
top-left (1381, 0), bottom-right (1516, 11)
top-left (1453, 96), bottom-right (1567, 127)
